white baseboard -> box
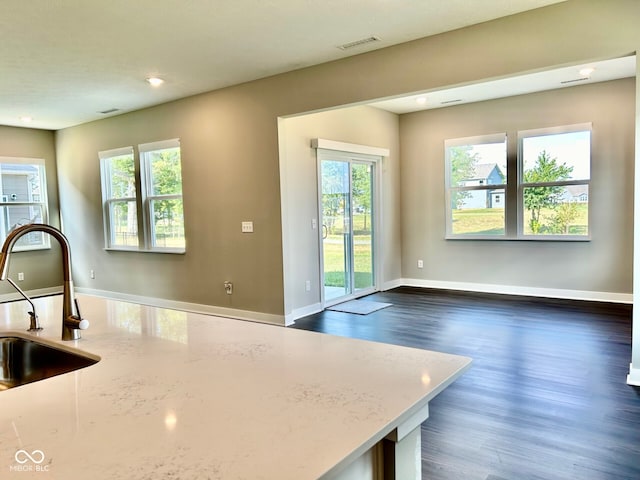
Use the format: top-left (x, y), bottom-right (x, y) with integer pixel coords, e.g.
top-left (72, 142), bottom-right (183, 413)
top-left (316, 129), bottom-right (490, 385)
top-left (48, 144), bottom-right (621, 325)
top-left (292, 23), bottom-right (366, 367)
top-left (287, 302), bottom-right (323, 325)
top-left (285, 279), bottom-right (630, 324)
top-left (74, 279), bottom-right (631, 329)
top-left (0, 286), bottom-right (62, 303)
top-left (381, 278), bottom-right (405, 292)
top-left (627, 363), bottom-right (640, 386)
top-left (76, 287), bottom-right (286, 326)
top-left (398, 278), bottom-right (633, 304)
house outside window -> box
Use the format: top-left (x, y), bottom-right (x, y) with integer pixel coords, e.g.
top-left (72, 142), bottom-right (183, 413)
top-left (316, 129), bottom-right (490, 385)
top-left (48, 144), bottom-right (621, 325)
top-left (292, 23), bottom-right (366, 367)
top-left (0, 157), bottom-right (49, 251)
top-left (445, 133), bottom-right (507, 237)
top-left (99, 139), bottom-right (185, 253)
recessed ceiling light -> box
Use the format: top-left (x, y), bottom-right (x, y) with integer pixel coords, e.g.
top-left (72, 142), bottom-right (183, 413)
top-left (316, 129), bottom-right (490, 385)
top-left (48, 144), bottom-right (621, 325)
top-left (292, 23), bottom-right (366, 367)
top-left (416, 97), bottom-right (427, 105)
top-left (146, 77), bottom-right (164, 87)
top-left (20, 116), bottom-right (32, 123)
top-left (579, 67), bottom-right (595, 77)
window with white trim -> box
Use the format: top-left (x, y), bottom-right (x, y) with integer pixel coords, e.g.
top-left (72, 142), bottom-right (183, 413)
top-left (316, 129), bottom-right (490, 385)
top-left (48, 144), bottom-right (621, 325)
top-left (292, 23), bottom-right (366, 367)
top-left (0, 157), bottom-right (49, 251)
top-left (444, 123), bottom-right (591, 240)
top-left (518, 124), bottom-right (591, 238)
top-left (445, 134), bottom-right (507, 237)
top-left (99, 139), bottom-right (185, 253)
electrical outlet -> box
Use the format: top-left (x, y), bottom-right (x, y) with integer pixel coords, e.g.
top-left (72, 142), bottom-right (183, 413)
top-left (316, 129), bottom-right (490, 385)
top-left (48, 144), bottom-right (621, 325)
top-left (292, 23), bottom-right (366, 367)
top-left (305, 280), bottom-right (311, 291)
top-left (17, 272), bottom-right (24, 281)
top-left (224, 281), bottom-right (233, 294)
top-left (90, 269), bottom-right (95, 279)
top-left (417, 260), bottom-right (424, 269)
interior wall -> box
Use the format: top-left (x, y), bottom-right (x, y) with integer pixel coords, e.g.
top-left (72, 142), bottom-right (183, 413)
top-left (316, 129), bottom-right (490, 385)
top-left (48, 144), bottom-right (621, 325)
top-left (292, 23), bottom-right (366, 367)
top-left (400, 78), bottom-right (635, 296)
top-left (51, 0), bottom-right (640, 322)
top-left (279, 106), bottom-right (400, 319)
top-left (55, 92), bottom-right (285, 319)
top-left (0, 125), bottom-right (62, 297)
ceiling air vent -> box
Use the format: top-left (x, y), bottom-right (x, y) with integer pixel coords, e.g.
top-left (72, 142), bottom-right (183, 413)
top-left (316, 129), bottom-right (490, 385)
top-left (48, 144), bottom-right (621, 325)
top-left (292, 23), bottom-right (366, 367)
top-left (560, 77), bottom-right (589, 85)
top-left (99, 108), bottom-right (120, 114)
top-left (337, 36), bottom-right (381, 50)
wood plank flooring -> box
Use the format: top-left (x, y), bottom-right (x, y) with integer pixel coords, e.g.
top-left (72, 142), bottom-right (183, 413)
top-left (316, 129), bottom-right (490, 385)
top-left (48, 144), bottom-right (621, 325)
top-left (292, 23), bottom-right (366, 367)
top-left (292, 287), bottom-right (640, 480)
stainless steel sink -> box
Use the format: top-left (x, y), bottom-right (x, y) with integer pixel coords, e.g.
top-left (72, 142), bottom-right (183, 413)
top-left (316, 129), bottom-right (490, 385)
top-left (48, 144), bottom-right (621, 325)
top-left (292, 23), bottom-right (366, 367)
top-left (0, 333), bottom-right (99, 390)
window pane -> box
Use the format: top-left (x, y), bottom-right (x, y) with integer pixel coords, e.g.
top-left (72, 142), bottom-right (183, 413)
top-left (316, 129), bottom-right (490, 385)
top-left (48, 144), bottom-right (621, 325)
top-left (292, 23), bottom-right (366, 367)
top-left (522, 185), bottom-right (588, 236)
top-left (148, 147), bottom-right (182, 196)
top-left (108, 155), bottom-right (136, 199)
top-left (1, 205), bottom-right (47, 248)
top-left (0, 164), bottom-right (43, 201)
top-left (448, 141), bottom-right (506, 187)
top-left (110, 200), bottom-right (138, 246)
top-left (150, 199), bottom-right (185, 249)
top-left (451, 188), bottom-right (505, 235)
top-left (523, 130), bottom-right (590, 182)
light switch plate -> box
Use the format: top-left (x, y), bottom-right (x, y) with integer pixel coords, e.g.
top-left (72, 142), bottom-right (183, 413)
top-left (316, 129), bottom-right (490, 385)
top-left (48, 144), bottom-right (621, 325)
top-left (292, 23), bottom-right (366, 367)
top-left (242, 221), bottom-right (254, 233)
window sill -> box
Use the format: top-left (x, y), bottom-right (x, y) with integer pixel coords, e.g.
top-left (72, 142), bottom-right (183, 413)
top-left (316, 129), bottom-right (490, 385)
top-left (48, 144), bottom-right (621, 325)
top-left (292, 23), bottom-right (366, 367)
top-left (445, 235), bottom-right (591, 242)
top-left (104, 247), bottom-right (186, 254)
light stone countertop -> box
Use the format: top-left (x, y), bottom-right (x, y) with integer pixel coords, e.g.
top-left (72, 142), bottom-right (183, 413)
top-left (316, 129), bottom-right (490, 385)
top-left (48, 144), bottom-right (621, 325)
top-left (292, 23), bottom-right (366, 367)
top-left (0, 294), bottom-right (471, 479)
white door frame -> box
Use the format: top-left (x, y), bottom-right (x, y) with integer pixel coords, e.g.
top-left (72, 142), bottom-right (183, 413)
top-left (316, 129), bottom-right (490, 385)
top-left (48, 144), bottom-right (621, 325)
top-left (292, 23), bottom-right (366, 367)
top-left (313, 139), bottom-right (388, 308)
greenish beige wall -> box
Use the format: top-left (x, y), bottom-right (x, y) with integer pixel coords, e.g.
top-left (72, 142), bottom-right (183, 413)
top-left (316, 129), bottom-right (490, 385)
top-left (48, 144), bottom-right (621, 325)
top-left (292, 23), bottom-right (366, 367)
top-left (400, 78), bottom-right (635, 295)
top-left (51, 0), bottom-right (639, 320)
top-left (279, 106), bottom-right (400, 319)
top-left (0, 126), bottom-right (62, 297)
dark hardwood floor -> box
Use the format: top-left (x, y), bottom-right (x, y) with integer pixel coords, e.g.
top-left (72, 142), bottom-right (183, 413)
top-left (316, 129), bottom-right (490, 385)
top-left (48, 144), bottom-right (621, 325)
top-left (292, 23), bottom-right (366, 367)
top-left (292, 287), bottom-right (640, 480)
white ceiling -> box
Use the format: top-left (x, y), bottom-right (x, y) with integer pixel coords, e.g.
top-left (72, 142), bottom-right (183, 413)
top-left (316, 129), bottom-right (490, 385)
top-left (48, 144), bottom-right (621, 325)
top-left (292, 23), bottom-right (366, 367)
top-left (370, 55), bottom-right (637, 114)
top-left (0, 0), bottom-right (569, 130)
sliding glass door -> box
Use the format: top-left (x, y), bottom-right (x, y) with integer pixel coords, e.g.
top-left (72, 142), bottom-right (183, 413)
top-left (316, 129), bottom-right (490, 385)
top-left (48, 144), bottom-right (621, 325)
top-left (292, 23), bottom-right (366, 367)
top-left (319, 151), bottom-right (376, 304)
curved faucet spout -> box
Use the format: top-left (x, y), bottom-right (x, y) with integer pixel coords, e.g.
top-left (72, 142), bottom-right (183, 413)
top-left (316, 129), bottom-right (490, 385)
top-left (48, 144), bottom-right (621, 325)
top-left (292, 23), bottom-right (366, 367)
top-left (0, 224), bottom-right (88, 340)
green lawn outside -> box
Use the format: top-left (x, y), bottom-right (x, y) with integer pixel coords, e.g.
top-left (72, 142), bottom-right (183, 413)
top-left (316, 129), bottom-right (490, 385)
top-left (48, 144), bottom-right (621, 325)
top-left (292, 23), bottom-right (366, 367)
top-left (323, 214), bottom-right (373, 288)
top-left (452, 208), bottom-right (505, 235)
top-left (522, 204), bottom-right (588, 235)
top-left (452, 204), bottom-right (588, 236)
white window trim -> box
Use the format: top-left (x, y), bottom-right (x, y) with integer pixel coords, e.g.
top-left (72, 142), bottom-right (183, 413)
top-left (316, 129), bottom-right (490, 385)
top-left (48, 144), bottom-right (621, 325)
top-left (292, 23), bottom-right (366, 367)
top-left (139, 138), bottom-right (184, 253)
top-left (444, 133), bottom-right (507, 240)
top-left (517, 123), bottom-right (592, 241)
top-left (99, 140), bottom-right (185, 254)
top-left (0, 157), bottom-right (50, 252)
top-left (99, 146), bottom-right (138, 250)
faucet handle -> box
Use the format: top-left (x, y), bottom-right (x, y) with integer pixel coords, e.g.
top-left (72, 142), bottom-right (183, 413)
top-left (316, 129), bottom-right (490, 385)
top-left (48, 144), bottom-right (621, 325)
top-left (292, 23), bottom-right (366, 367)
top-left (71, 299), bottom-right (89, 329)
top-left (66, 316), bottom-right (90, 330)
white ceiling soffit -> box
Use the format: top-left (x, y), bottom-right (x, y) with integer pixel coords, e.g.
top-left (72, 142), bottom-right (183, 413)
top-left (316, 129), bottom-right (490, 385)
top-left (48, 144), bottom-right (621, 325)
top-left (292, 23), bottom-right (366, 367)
top-left (0, 0), bottom-right (567, 130)
top-left (370, 55), bottom-right (637, 114)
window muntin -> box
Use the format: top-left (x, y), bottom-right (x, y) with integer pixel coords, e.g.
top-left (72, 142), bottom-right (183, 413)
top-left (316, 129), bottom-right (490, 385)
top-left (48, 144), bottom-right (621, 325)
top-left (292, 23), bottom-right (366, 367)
top-left (445, 134), bottom-right (507, 237)
top-left (0, 158), bottom-right (49, 251)
top-left (99, 140), bottom-right (185, 253)
top-left (518, 125), bottom-right (591, 238)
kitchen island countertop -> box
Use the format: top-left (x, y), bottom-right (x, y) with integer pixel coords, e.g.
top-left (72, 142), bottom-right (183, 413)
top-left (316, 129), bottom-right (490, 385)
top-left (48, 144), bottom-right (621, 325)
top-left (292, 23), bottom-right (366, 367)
top-left (0, 294), bottom-right (471, 479)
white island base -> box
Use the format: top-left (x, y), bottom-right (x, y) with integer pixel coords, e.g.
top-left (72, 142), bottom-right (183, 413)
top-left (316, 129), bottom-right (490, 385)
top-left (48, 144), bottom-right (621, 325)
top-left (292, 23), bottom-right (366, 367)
top-left (0, 295), bottom-right (471, 480)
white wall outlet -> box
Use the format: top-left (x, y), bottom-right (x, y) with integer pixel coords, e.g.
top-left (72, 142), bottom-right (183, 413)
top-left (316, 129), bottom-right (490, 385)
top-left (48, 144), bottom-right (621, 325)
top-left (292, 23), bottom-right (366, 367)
top-left (241, 221), bottom-right (254, 233)
top-left (311, 219), bottom-right (317, 229)
top-left (224, 281), bottom-right (233, 294)
top-left (305, 280), bottom-right (311, 291)
top-left (90, 269), bottom-right (95, 279)
top-left (17, 272), bottom-right (24, 281)
top-left (417, 259), bottom-right (424, 269)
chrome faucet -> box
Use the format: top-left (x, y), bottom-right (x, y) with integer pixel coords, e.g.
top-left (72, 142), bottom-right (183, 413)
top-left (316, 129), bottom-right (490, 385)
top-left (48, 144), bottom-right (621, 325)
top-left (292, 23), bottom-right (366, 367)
top-left (0, 224), bottom-right (89, 340)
